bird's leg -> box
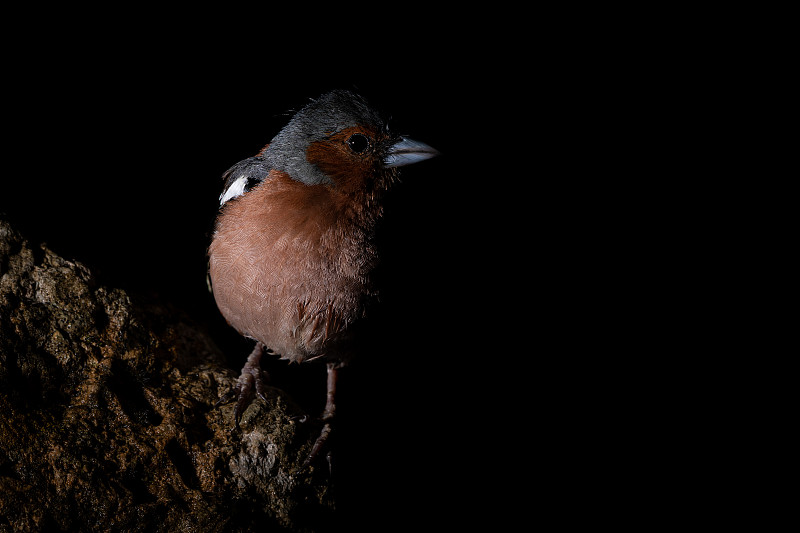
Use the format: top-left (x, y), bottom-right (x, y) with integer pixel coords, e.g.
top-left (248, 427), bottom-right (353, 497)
top-left (214, 341), bottom-right (269, 427)
top-left (302, 362), bottom-right (338, 470)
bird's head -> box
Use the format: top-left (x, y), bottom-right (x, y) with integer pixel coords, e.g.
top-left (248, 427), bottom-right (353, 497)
top-left (262, 90), bottom-right (438, 195)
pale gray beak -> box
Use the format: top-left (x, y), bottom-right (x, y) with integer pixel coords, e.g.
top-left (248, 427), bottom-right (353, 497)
top-left (383, 137), bottom-right (440, 168)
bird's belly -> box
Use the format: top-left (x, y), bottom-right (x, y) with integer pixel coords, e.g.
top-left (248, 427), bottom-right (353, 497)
top-left (209, 237), bottom-right (368, 364)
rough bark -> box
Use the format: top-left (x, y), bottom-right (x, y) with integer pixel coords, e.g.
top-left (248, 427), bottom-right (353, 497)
top-left (0, 219), bottom-right (333, 532)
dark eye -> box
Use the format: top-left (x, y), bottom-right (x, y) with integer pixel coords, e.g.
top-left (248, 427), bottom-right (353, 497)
top-left (346, 133), bottom-right (370, 153)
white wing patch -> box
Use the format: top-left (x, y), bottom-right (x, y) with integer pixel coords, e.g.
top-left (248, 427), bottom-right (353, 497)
top-left (219, 176), bottom-right (249, 205)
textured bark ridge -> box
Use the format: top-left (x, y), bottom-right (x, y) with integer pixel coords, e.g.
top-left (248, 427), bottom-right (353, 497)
top-left (0, 218), bottom-right (333, 532)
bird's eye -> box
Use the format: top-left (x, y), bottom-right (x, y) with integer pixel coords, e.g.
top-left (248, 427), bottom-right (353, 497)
top-left (346, 134), bottom-right (370, 153)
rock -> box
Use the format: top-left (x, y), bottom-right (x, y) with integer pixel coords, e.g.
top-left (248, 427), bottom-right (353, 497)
top-left (0, 218), bottom-right (333, 532)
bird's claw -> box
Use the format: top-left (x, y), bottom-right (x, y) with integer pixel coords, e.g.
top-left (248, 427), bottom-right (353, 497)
top-left (214, 342), bottom-right (268, 427)
top-left (301, 419), bottom-right (334, 471)
top-left (290, 414), bottom-right (309, 424)
top-left (216, 347), bottom-right (338, 473)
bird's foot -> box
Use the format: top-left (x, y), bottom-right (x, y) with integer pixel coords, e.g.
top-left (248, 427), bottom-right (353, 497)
top-left (216, 348), bottom-right (339, 473)
top-left (300, 363), bottom-right (338, 471)
top-left (301, 417), bottom-right (334, 471)
top-left (214, 342), bottom-right (268, 427)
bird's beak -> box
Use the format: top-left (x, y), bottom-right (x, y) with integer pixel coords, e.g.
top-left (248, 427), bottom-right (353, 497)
top-left (383, 137), bottom-right (440, 168)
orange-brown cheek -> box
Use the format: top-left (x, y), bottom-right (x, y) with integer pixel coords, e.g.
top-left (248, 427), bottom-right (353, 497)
top-left (306, 136), bottom-right (373, 193)
top-left (307, 142), bottom-right (347, 179)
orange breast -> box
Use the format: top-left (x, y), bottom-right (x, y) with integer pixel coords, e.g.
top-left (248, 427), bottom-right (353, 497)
top-left (208, 171), bottom-right (379, 363)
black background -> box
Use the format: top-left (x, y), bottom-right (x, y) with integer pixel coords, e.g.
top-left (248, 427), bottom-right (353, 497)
top-left (1, 15), bottom-right (746, 531)
top-left (0, 13), bottom-right (670, 528)
top-left (1, 36), bottom-right (516, 529)
top-left (3, 6), bottom-right (659, 524)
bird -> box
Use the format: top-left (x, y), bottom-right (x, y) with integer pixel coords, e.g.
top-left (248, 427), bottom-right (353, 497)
top-left (207, 90), bottom-right (438, 467)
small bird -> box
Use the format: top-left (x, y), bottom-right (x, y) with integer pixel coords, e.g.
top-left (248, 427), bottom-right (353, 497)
top-left (208, 90), bottom-right (438, 466)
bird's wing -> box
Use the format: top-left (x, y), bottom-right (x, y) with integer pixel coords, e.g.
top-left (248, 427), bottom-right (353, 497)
top-left (218, 156), bottom-right (273, 206)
